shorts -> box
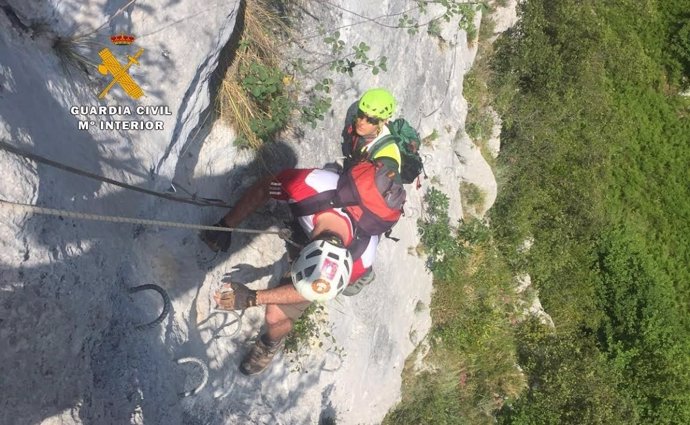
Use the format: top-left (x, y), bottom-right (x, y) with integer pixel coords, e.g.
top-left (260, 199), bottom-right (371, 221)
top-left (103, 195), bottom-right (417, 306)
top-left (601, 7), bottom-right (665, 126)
top-left (272, 275), bottom-right (311, 321)
top-left (276, 300), bottom-right (312, 321)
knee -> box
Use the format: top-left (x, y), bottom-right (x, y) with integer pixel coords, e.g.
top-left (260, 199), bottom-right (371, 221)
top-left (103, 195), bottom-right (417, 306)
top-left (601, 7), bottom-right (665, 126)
top-left (265, 306), bottom-right (292, 328)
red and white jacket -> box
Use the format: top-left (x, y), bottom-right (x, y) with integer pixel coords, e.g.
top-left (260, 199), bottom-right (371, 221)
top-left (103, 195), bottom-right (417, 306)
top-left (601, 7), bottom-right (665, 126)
top-left (269, 168), bottom-right (378, 283)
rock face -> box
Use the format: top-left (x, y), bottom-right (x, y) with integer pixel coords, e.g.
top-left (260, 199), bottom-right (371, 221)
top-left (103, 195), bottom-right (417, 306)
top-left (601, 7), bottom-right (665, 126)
top-left (0, 1), bottom-right (498, 424)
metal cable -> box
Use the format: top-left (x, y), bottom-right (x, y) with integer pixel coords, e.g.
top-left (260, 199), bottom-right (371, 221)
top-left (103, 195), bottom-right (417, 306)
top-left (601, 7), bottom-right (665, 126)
top-left (0, 140), bottom-right (232, 208)
top-left (0, 198), bottom-right (301, 248)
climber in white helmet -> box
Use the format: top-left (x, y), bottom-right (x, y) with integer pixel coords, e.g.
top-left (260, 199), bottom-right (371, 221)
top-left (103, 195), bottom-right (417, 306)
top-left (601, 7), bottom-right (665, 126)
top-left (201, 167), bottom-right (383, 375)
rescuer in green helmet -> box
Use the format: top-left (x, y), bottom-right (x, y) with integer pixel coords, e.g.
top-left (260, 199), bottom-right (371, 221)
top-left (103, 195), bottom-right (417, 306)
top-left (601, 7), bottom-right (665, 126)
top-left (342, 88), bottom-right (402, 172)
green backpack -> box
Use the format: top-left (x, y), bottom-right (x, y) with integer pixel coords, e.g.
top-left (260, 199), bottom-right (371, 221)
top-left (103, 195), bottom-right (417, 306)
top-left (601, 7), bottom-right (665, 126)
top-left (369, 118), bottom-right (426, 185)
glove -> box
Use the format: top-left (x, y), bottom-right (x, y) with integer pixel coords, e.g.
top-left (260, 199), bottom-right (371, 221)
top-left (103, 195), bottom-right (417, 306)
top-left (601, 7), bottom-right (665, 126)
top-left (200, 219), bottom-right (233, 252)
top-left (213, 282), bottom-right (258, 311)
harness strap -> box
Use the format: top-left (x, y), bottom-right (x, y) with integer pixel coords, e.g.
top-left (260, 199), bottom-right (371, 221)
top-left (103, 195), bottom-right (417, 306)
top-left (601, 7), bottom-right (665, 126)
top-left (288, 190), bottom-right (374, 261)
top-left (384, 229), bottom-right (400, 242)
top-left (367, 133), bottom-right (396, 158)
top-left (348, 234), bottom-right (371, 261)
top-left (288, 190), bottom-right (339, 217)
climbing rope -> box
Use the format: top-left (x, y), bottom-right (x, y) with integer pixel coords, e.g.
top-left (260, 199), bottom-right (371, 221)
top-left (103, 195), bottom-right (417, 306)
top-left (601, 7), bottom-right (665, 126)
top-left (0, 140), bottom-right (232, 208)
top-left (0, 198), bottom-right (302, 248)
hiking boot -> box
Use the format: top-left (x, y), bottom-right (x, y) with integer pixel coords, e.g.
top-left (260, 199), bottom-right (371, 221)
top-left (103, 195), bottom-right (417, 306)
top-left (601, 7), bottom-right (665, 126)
top-left (199, 220), bottom-right (232, 252)
top-left (240, 336), bottom-right (284, 375)
top-left (342, 269), bottom-right (376, 296)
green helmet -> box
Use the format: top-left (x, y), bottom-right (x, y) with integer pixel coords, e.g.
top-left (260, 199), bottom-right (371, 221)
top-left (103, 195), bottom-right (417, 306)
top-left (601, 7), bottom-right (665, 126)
top-left (358, 88), bottom-right (396, 120)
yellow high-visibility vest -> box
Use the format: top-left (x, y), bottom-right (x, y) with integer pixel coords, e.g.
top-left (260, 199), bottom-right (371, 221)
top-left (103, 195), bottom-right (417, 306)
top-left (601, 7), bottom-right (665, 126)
top-left (371, 143), bottom-right (402, 172)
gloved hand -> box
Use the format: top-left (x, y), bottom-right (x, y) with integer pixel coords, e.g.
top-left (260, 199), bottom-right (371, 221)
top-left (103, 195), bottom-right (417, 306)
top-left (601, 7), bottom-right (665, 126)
top-left (199, 219), bottom-right (233, 252)
top-left (213, 282), bottom-right (258, 311)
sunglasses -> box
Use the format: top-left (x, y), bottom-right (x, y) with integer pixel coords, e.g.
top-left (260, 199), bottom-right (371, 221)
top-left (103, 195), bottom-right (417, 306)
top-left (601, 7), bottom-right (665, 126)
top-left (356, 109), bottom-right (381, 125)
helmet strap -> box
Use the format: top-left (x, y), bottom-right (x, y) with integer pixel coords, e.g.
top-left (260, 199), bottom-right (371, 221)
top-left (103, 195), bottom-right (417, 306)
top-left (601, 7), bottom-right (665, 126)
top-left (314, 230), bottom-right (344, 248)
top-left (376, 119), bottom-right (388, 134)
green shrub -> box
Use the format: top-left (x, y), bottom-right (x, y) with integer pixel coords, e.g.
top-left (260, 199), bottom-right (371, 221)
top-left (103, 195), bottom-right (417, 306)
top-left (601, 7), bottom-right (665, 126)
top-left (385, 369), bottom-right (465, 425)
top-left (488, 0), bottom-right (690, 423)
top-left (388, 191), bottom-right (523, 424)
top-left (499, 320), bottom-right (636, 425)
top-left (593, 229), bottom-right (690, 423)
top-left (241, 62), bottom-right (285, 101)
top-left (458, 217), bottom-right (490, 246)
top-left (418, 188), bottom-right (464, 276)
top-left (284, 303), bottom-right (328, 354)
top-left (460, 181), bottom-right (486, 215)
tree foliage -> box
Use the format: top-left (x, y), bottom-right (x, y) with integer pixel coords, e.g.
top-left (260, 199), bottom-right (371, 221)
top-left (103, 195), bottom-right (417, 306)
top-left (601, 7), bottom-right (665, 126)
top-left (489, 0), bottom-right (690, 423)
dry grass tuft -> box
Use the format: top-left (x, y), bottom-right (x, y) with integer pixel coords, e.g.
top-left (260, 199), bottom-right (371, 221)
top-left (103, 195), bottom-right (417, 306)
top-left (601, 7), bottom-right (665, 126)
top-left (52, 34), bottom-right (102, 77)
top-left (218, 0), bottom-right (292, 149)
top-left (219, 79), bottom-right (259, 146)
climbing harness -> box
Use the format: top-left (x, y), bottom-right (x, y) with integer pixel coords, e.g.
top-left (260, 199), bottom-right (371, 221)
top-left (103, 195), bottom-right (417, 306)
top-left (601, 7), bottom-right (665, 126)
top-left (0, 198), bottom-right (301, 248)
top-left (174, 357), bottom-right (209, 397)
top-left (127, 284), bottom-right (172, 330)
top-left (0, 140), bottom-right (232, 209)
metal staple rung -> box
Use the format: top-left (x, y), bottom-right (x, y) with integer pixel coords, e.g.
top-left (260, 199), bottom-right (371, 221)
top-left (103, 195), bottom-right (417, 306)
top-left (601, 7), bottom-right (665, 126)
top-left (175, 357), bottom-right (209, 397)
top-left (127, 284), bottom-right (171, 330)
top-left (210, 309), bottom-right (243, 339)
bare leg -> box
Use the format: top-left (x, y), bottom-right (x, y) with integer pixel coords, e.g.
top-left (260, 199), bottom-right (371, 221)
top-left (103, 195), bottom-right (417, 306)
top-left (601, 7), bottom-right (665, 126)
top-left (258, 281), bottom-right (310, 342)
top-left (264, 304), bottom-right (295, 342)
top-left (220, 175), bottom-right (273, 228)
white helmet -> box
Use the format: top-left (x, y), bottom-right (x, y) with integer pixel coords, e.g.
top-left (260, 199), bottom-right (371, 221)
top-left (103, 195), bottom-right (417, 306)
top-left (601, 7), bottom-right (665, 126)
top-left (291, 233), bottom-right (353, 302)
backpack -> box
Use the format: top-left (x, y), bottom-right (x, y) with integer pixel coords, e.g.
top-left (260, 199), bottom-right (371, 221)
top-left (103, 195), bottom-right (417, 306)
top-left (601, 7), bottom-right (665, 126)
top-left (369, 118), bottom-right (426, 185)
top-left (290, 161), bottom-right (406, 237)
